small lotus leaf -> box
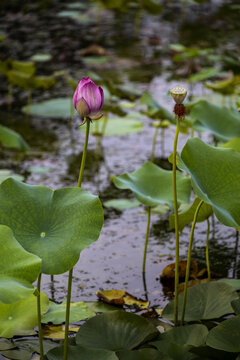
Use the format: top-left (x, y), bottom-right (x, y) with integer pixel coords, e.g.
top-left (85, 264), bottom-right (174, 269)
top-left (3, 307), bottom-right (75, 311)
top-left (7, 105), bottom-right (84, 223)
top-left (47, 345), bottom-right (118, 360)
top-left (0, 338), bottom-right (15, 350)
top-left (0, 225), bottom-right (41, 304)
top-left (180, 138), bottom-right (240, 228)
top-left (0, 292), bottom-right (49, 338)
top-left (190, 100), bottom-right (240, 141)
top-left (30, 54), bottom-right (52, 62)
top-left (140, 92), bottom-right (174, 122)
top-left (76, 310), bottom-right (159, 351)
top-left (42, 301), bottom-right (94, 324)
top-left (1, 347), bottom-right (33, 360)
top-left (162, 282), bottom-right (238, 322)
top-left (80, 116), bottom-right (143, 136)
top-left (111, 162), bottom-right (191, 208)
top-left (0, 178), bottom-right (104, 275)
top-left (0, 125), bottom-right (30, 151)
top-left (206, 315), bottom-right (240, 352)
top-left (169, 197), bottom-right (213, 231)
top-left (22, 98), bottom-right (77, 118)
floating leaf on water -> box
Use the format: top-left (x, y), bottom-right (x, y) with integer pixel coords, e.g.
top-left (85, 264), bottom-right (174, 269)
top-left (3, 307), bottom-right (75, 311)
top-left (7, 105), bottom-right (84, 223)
top-left (0, 225), bottom-right (41, 304)
top-left (14, 339), bottom-right (57, 356)
top-left (42, 301), bottom-right (94, 324)
top-left (84, 301), bottom-right (119, 313)
top-left (169, 197), bottom-right (213, 231)
top-left (27, 166), bottom-right (51, 174)
top-left (96, 290), bottom-right (149, 309)
top-left (22, 98), bottom-right (77, 118)
top-left (180, 138), bottom-right (240, 228)
top-left (0, 178), bottom-right (104, 275)
top-left (47, 344), bottom-right (118, 360)
top-left (162, 281), bottom-right (238, 322)
top-left (103, 199), bottom-right (140, 210)
top-left (0, 125), bottom-right (30, 151)
top-left (160, 260), bottom-right (198, 281)
top-left (0, 338), bottom-right (15, 351)
top-left (111, 162), bottom-right (191, 208)
top-left (190, 100), bottom-right (240, 141)
top-left (80, 115), bottom-right (143, 136)
top-left (30, 54), bottom-right (52, 62)
top-left (206, 315), bottom-right (240, 352)
top-left (140, 92), bottom-right (174, 122)
top-left (0, 292), bottom-right (49, 338)
top-left (43, 324), bottom-right (79, 339)
top-left (82, 56), bottom-right (109, 65)
top-left (76, 310), bottom-right (159, 350)
top-left (1, 348), bottom-right (33, 360)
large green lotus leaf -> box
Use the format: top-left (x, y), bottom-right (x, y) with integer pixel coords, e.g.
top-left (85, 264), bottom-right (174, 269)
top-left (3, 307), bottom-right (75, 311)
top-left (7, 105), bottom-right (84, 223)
top-left (0, 292), bottom-right (49, 338)
top-left (76, 310), bottom-right (159, 351)
top-left (111, 162), bottom-right (191, 208)
top-left (162, 282), bottom-right (238, 322)
top-left (42, 301), bottom-right (94, 324)
top-left (47, 345), bottom-right (118, 360)
top-left (151, 324), bottom-right (208, 354)
top-left (80, 115), bottom-right (143, 136)
top-left (0, 178), bottom-right (104, 275)
top-left (0, 225), bottom-right (41, 304)
top-left (190, 100), bottom-right (240, 141)
top-left (169, 197), bottom-right (213, 231)
top-left (22, 97), bottom-right (77, 118)
top-left (0, 125), bottom-right (30, 151)
top-left (231, 299), bottom-right (240, 315)
top-left (140, 92), bottom-right (174, 123)
top-left (180, 138), bottom-right (240, 228)
top-left (117, 349), bottom-right (171, 360)
top-left (206, 315), bottom-right (240, 352)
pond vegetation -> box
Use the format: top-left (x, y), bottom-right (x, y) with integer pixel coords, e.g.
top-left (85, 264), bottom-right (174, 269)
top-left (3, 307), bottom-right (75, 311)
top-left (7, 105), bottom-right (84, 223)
top-left (0, 0), bottom-right (240, 359)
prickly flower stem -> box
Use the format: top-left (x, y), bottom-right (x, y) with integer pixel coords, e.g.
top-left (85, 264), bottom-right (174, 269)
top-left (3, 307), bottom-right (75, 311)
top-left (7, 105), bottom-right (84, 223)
top-left (64, 118), bottom-right (90, 360)
top-left (173, 116), bottom-right (180, 326)
top-left (142, 206), bottom-right (151, 274)
top-left (206, 218), bottom-right (211, 279)
top-left (37, 273), bottom-right (44, 360)
top-left (181, 200), bottom-right (204, 325)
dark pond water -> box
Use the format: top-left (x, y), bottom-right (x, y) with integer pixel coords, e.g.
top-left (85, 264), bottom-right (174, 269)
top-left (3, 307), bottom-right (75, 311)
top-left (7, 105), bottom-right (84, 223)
top-left (0, 0), bottom-right (240, 308)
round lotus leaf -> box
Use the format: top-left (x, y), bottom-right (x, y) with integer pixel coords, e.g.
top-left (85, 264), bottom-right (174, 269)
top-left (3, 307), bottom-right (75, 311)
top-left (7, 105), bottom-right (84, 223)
top-left (180, 138), bottom-right (240, 228)
top-left (162, 282), bottom-right (238, 322)
top-left (22, 97), bottom-right (77, 118)
top-left (0, 225), bottom-right (41, 304)
top-left (190, 100), bottom-right (240, 141)
top-left (111, 162), bottom-right (191, 208)
top-left (42, 301), bottom-right (95, 324)
top-left (0, 292), bottom-right (49, 338)
top-left (76, 310), bottom-right (159, 351)
top-left (47, 345), bottom-right (118, 360)
top-left (80, 116), bottom-right (143, 136)
top-left (0, 178), bottom-right (104, 275)
top-left (206, 315), bottom-right (240, 352)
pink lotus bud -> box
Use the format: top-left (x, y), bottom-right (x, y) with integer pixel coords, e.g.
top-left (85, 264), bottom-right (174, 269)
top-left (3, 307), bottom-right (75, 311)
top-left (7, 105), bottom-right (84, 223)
top-left (73, 77), bottom-right (104, 120)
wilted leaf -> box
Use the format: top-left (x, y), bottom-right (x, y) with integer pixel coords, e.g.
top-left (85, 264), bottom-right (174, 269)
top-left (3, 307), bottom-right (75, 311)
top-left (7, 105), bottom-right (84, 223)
top-left (160, 260), bottom-right (198, 280)
top-left (96, 290), bottom-right (149, 309)
top-left (43, 324), bottom-right (79, 339)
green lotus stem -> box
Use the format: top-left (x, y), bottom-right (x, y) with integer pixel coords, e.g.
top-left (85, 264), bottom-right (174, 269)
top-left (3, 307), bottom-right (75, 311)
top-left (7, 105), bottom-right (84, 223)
top-left (151, 127), bottom-right (159, 162)
top-left (78, 119), bottom-right (91, 187)
top-left (173, 116), bottom-right (180, 326)
top-left (181, 200), bottom-right (204, 325)
top-left (37, 273), bottom-right (44, 360)
top-left (64, 118), bottom-right (90, 360)
top-left (206, 218), bottom-right (211, 279)
top-left (142, 206), bottom-right (151, 274)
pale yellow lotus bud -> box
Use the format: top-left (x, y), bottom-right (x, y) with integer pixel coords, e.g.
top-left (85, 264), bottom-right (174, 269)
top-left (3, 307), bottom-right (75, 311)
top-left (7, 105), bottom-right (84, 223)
top-left (170, 86), bottom-right (187, 104)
